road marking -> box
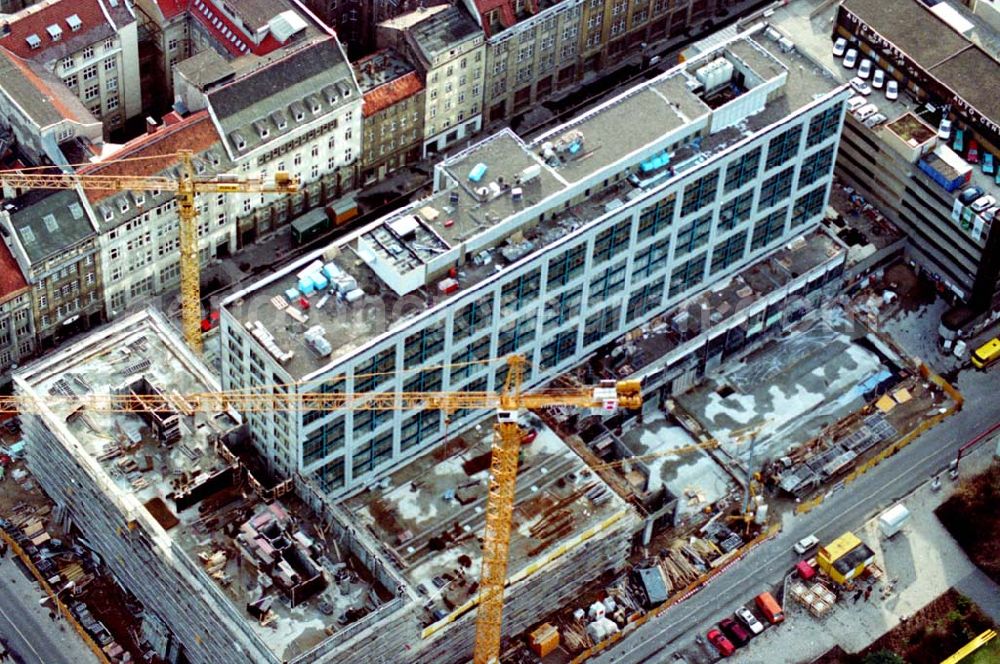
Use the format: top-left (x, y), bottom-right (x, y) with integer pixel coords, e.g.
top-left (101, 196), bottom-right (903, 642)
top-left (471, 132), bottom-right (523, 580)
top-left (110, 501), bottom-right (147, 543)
top-left (0, 591), bottom-right (45, 663)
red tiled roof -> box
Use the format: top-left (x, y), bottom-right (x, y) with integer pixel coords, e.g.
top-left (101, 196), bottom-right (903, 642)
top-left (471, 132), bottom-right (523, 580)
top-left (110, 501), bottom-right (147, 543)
top-left (362, 71), bottom-right (424, 118)
top-left (80, 110), bottom-right (222, 203)
top-left (473, 0), bottom-right (535, 36)
top-left (0, 0), bottom-right (112, 59)
top-left (153, 0), bottom-right (188, 20)
top-left (0, 241), bottom-right (28, 303)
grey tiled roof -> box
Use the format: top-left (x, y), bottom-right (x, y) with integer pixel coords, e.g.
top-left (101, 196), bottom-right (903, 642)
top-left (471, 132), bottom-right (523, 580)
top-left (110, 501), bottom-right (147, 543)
top-left (207, 37), bottom-right (361, 157)
top-left (6, 189), bottom-right (96, 265)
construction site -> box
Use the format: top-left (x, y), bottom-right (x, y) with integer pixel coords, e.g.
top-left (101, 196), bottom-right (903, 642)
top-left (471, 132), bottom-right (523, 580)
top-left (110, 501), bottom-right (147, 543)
top-left (0, 230), bottom-right (960, 664)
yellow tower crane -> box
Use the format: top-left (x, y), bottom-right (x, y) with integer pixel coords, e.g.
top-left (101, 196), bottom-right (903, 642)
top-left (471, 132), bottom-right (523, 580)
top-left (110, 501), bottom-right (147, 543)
top-left (2, 355), bottom-right (641, 664)
top-left (0, 150), bottom-right (299, 354)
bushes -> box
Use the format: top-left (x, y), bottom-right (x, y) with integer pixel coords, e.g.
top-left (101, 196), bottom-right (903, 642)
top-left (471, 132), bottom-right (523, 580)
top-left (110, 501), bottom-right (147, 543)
top-left (935, 461), bottom-right (1000, 583)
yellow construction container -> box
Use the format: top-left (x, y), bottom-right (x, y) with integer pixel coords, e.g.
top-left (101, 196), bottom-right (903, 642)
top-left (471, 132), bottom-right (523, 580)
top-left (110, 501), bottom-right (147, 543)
top-left (529, 623), bottom-right (560, 657)
top-left (817, 532), bottom-right (875, 584)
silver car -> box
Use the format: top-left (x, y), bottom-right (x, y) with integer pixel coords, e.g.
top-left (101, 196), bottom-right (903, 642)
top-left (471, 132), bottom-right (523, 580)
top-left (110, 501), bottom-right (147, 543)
top-left (794, 534), bottom-right (820, 554)
top-left (736, 607), bottom-right (764, 635)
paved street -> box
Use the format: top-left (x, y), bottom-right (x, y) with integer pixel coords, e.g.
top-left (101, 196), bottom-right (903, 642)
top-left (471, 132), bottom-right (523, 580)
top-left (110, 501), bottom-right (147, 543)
top-left (594, 363), bottom-right (999, 664)
top-left (0, 552), bottom-right (98, 664)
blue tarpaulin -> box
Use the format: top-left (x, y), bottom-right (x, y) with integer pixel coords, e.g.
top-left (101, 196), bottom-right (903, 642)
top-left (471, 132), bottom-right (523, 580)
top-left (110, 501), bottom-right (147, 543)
top-left (850, 369), bottom-right (893, 398)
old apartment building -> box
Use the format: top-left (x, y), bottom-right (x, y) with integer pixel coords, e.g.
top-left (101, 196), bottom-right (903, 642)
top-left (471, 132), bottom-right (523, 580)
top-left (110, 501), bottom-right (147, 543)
top-left (0, 47), bottom-right (103, 168)
top-left (0, 0), bottom-right (142, 133)
top-left (0, 188), bottom-right (103, 349)
top-left (133, 0), bottom-right (319, 105)
top-left (355, 49), bottom-right (426, 185)
top-left (0, 242), bottom-right (33, 385)
top-left (301, 0), bottom-right (452, 56)
top-left (80, 111), bottom-right (235, 318)
top-left (174, 36), bottom-right (363, 246)
top-left (378, 5), bottom-right (486, 156)
top-left (473, 0), bottom-right (752, 123)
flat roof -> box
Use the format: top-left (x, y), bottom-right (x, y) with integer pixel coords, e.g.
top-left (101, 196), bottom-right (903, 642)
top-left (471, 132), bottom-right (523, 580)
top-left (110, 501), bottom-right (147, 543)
top-left (14, 310), bottom-right (390, 661)
top-left (841, 0), bottom-right (1000, 128)
top-left (223, 27), bottom-right (842, 380)
top-left (342, 414), bottom-right (633, 627)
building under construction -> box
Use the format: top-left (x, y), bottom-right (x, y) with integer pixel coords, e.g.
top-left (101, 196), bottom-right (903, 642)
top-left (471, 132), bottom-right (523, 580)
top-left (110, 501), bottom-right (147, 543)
top-left (14, 309), bottom-right (642, 663)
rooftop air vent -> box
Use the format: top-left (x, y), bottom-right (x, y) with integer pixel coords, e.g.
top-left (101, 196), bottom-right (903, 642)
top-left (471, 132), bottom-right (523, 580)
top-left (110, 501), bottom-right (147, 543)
top-left (25, 33), bottom-right (41, 49)
top-left (46, 24), bottom-right (62, 41)
top-left (66, 14), bottom-right (82, 31)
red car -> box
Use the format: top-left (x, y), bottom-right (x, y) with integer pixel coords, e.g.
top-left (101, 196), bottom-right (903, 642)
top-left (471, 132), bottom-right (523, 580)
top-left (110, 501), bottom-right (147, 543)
top-left (719, 617), bottom-right (751, 646)
top-left (707, 628), bottom-right (736, 657)
top-left (520, 428), bottom-right (538, 444)
top-left (968, 140), bottom-right (980, 164)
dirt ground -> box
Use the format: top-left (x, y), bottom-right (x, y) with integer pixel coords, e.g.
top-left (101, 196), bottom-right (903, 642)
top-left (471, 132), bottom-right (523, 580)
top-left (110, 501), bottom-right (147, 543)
top-left (935, 460), bottom-right (1000, 585)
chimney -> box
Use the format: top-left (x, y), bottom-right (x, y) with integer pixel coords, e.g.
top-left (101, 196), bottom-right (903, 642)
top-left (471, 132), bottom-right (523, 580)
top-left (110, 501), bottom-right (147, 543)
top-left (0, 22), bottom-right (10, 38)
top-left (146, 116), bottom-right (158, 134)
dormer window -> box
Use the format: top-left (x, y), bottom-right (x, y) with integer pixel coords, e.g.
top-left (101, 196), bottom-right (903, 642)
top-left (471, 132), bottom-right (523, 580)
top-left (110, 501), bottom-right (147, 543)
top-left (322, 85), bottom-right (338, 105)
top-left (270, 111), bottom-right (287, 131)
top-left (252, 120), bottom-right (269, 139)
top-left (102, 206), bottom-right (113, 222)
top-left (134, 193), bottom-right (145, 207)
top-left (306, 96), bottom-right (321, 114)
top-left (46, 24), bottom-right (62, 41)
top-left (25, 34), bottom-right (41, 50)
top-left (66, 14), bottom-right (82, 31)
top-left (290, 102), bottom-right (306, 123)
top-left (230, 131), bottom-right (247, 151)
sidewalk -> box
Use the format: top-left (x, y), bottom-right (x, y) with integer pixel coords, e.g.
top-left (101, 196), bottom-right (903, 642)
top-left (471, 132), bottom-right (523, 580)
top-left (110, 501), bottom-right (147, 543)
top-left (726, 445), bottom-right (998, 664)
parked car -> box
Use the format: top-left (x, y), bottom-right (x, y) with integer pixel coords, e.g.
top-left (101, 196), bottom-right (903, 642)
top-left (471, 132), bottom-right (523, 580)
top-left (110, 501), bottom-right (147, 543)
top-left (967, 140), bottom-right (980, 164)
top-left (847, 96), bottom-right (867, 113)
top-left (855, 104), bottom-right (878, 122)
top-left (885, 80), bottom-right (899, 101)
top-left (864, 113), bottom-right (888, 128)
top-left (938, 118), bottom-right (952, 141)
top-left (984, 153), bottom-right (995, 175)
top-left (719, 617), bottom-right (752, 646)
top-left (843, 48), bottom-right (858, 68)
top-left (850, 77), bottom-right (873, 96)
top-left (707, 628), bottom-right (736, 657)
top-left (736, 606), bottom-right (765, 635)
top-left (858, 59), bottom-right (873, 79)
top-left (959, 186), bottom-right (985, 205)
top-left (971, 195), bottom-right (995, 212)
top-left (833, 37), bottom-right (847, 57)
top-left (872, 69), bottom-right (885, 89)
top-left (794, 534), bottom-right (820, 554)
